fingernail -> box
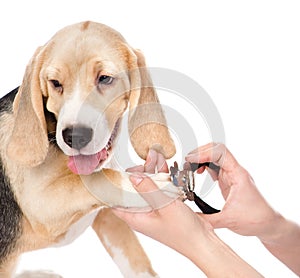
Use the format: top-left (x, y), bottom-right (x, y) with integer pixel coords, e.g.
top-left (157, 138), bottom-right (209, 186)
top-left (130, 173), bottom-right (145, 186)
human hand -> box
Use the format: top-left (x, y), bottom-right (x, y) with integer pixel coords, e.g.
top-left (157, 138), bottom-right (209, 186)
top-left (126, 148), bottom-right (169, 174)
top-left (112, 173), bottom-right (215, 258)
top-left (185, 143), bottom-right (281, 242)
top-left (113, 149), bottom-right (264, 276)
top-left (115, 149), bottom-right (214, 254)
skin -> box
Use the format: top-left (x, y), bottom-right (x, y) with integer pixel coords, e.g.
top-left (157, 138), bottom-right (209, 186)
top-left (186, 143), bottom-right (300, 275)
top-left (113, 144), bottom-right (300, 276)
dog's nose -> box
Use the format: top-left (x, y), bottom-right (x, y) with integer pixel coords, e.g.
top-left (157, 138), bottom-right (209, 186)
top-left (62, 126), bottom-right (93, 150)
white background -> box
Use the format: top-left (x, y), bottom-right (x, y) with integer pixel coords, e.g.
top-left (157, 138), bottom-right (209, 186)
top-left (1, 1), bottom-right (300, 277)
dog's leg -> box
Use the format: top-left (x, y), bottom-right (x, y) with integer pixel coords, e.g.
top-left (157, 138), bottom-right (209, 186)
top-left (0, 269), bottom-right (12, 278)
top-left (92, 208), bottom-right (158, 278)
top-left (0, 254), bottom-right (20, 278)
top-left (82, 170), bottom-right (180, 209)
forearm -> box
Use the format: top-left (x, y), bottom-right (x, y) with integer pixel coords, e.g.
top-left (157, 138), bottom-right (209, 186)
top-left (259, 214), bottom-right (300, 275)
top-left (184, 232), bottom-right (263, 277)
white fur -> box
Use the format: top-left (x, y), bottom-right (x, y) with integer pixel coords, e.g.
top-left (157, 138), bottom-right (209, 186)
top-left (56, 80), bottom-right (110, 156)
top-left (15, 270), bottom-right (62, 278)
top-left (102, 236), bottom-right (159, 278)
top-left (53, 208), bottom-right (105, 247)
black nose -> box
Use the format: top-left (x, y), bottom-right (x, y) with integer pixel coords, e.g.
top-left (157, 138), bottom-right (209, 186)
top-left (62, 126), bottom-right (93, 150)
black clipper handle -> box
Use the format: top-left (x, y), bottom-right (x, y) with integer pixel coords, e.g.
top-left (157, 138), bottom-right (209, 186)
top-left (193, 192), bottom-right (220, 214)
top-left (190, 162), bottom-right (220, 174)
top-left (190, 162), bottom-right (221, 214)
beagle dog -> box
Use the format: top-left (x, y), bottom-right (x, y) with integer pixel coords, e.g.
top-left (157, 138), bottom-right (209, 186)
top-left (0, 21), bottom-right (178, 277)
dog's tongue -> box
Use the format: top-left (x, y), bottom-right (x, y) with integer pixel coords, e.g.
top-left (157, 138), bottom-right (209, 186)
top-left (68, 148), bottom-right (108, 175)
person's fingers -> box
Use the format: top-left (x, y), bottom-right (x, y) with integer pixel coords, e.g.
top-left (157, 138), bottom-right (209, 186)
top-left (195, 167), bottom-right (206, 174)
top-left (185, 142), bottom-right (238, 171)
top-left (206, 167), bottom-right (219, 181)
top-left (127, 150), bottom-right (168, 174)
top-left (157, 152), bottom-right (169, 173)
top-left (130, 174), bottom-right (174, 210)
top-left (144, 149), bottom-right (169, 173)
top-left (144, 149), bottom-right (158, 173)
top-left (185, 142), bottom-right (225, 165)
top-left (126, 165), bottom-right (145, 173)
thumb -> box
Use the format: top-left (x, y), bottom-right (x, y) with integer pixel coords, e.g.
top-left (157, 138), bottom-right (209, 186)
top-left (130, 174), bottom-right (174, 210)
top-left (199, 211), bottom-right (227, 229)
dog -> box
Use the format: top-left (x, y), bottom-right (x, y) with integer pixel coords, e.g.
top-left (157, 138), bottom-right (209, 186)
top-left (0, 21), bottom-right (178, 277)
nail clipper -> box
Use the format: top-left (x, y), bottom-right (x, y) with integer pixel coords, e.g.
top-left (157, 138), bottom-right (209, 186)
top-left (170, 161), bottom-right (220, 214)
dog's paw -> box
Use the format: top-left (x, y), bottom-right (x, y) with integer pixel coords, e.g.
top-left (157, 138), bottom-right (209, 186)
top-left (15, 271), bottom-right (63, 278)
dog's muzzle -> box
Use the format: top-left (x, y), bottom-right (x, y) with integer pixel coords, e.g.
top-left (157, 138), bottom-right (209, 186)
top-left (60, 120), bottom-right (120, 175)
top-left (62, 126), bottom-right (93, 150)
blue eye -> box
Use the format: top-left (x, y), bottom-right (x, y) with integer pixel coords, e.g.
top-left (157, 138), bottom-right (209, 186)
top-left (98, 75), bottom-right (114, 85)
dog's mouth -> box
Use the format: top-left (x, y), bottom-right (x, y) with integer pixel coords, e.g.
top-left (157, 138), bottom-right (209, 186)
top-left (67, 120), bottom-right (120, 175)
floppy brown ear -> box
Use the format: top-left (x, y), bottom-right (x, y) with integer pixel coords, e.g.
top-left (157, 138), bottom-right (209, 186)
top-left (7, 47), bottom-right (49, 167)
top-left (128, 49), bottom-right (176, 160)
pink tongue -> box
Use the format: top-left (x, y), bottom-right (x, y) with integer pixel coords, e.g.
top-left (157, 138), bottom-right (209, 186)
top-left (68, 148), bottom-right (108, 175)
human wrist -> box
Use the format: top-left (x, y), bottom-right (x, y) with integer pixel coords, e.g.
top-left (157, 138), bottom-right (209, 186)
top-left (189, 231), bottom-right (262, 277)
top-left (182, 230), bottom-right (222, 273)
top-left (258, 213), bottom-right (300, 246)
top-left (257, 212), bottom-right (289, 244)
top-left (169, 224), bottom-right (216, 264)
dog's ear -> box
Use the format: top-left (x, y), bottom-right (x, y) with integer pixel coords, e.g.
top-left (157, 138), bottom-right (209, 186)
top-left (128, 49), bottom-right (176, 160)
top-left (7, 46), bottom-right (49, 167)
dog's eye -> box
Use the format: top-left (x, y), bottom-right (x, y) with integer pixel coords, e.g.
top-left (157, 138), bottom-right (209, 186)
top-left (49, 80), bottom-right (63, 93)
top-left (50, 79), bottom-right (62, 88)
top-left (98, 75), bottom-right (114, 85)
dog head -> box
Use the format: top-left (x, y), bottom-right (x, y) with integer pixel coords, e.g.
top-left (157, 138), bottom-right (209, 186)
top-left (7, 21), bottom-right (175, 174)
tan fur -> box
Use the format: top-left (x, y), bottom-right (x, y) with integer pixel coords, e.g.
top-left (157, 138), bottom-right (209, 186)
top-left (7, 22), bottom-right (175, 167)
top-left (0, 21), bottom-right (178, 277)
top-left (128, 49), bottom-right (176, 159)
top-left (92, 209), bottom-right (157, 276)
top-left (7, 46), bottom-right (49, 167)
